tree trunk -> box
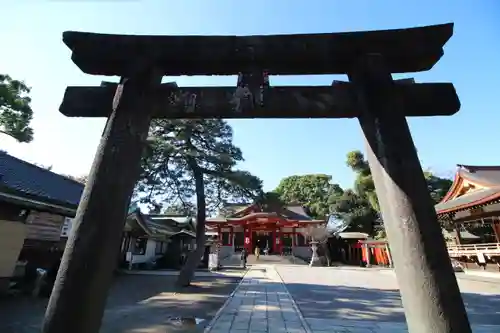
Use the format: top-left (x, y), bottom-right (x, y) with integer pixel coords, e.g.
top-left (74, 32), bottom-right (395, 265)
top-left (176, 158), bottom-right (206, 287)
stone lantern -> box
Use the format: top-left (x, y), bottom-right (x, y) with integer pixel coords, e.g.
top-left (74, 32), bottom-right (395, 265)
top-left (309, 240), bottom-right (321, 267)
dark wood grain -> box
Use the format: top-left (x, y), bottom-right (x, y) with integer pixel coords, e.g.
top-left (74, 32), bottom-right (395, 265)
top-left (62, 23), bottom-right (453, 76)
top-left (59, 82), bottom-right (460, 119)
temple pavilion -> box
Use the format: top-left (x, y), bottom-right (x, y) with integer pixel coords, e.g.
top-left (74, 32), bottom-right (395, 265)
top-left (435, 165), bottom-right (500, 241)
top-left (206, 202), bottom-right (325, 257)
top-left (435, 165), bottom-right (500, 269)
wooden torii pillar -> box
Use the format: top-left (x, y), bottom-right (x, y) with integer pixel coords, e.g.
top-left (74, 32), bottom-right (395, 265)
top-left (44, 24), bottom-right (471, 333)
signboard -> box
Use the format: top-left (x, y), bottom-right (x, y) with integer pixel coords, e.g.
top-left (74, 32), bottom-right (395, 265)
top-left (245, 237), bottom-right (250, 244)
top-left (477, 252), bottom-right (486, 264)
top-left (60, 217), bottom-right (73, 237)
top-left (208, 254), bottom-right (219, 270)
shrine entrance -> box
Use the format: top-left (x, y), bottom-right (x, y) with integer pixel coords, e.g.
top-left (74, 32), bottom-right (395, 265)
top-left (49, 23), bottom-right (472, 333)
top-left (252, 230), bottom-right (273, 254)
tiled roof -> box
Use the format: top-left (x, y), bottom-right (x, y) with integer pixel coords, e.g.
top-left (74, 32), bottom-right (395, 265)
top-left (127, 211), bottom-right (195, 237)
top-left (282, 205), bottom-right (312, 220)
top-left (148, 215), bottom-right (192, 224)
top-left (212, 202), bottom-right (316, 221)
top-left (0, 152), bottom-right (84, 207)
top-left (435, 165), bottom-right (500, 214)
top-left (458, 165), bottom-right (500, 186)
top-left (435, 187), bottom-right (500, 213)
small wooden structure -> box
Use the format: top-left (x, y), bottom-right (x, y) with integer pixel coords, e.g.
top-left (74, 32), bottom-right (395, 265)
top-left (329, 232), bottom-right (392, 267)
top-left (0, 152), bottom-right (83, 293)
top-left (357, 240), bottom-right (393, 268)
top-left (120, 211), bottom-right (196, 269)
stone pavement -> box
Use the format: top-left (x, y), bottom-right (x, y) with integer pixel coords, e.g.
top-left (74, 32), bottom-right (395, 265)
top-left (220, 253), bottom-right (308, 268)
top-left (205, 265), bottom-right (308, 333)
top-left (206, 264), bottom-right (500, 332)
top-left (245, 254), bottom-right (308, 266)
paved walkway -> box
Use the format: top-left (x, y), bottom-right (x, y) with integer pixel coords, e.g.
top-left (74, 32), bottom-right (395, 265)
top-left (206, 264), bottom-right (500, 333)
top-left (205, 265), bottom-right (308, 333)
top-left (220, 254), bottom-right (308, 268)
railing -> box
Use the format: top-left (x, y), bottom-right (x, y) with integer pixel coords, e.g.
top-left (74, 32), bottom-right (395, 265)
top-left (447, 243), bottom-right (500, 257)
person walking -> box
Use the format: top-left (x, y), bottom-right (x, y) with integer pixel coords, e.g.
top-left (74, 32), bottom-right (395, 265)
top-left (240, 248), bottom-right (248, 268)
top-left (254, 246), bottom-right (260, 260)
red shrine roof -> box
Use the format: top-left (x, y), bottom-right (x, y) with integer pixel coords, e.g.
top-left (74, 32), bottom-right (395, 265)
top-left (435, 165), bottom-right (500, 215)
top-left (207, 203), bottom-right (325, 225)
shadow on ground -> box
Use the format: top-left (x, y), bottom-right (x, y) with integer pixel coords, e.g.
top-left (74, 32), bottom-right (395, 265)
top-left (2, 265), bottom-right (499, 332)
top-left (284, 282), bottom-right (500, 326)
top-left (0, 275), bottom-right (240, 333)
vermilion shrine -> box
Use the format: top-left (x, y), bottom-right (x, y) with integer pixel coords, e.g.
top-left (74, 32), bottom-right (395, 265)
top-left (206, 203), bottom-right (325, 255)
top-left (44, 23), bottom-right (472, 333)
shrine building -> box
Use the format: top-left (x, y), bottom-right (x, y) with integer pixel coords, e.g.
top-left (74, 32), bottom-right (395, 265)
top-left (206, 202), bottom-right (325, 258)
top-left (434, 165), bottom-right (500, 271)
top-left (435, 165), bottom-right (500, 243)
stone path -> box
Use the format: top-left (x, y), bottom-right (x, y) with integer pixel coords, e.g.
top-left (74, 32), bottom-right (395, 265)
top-left (245, 254), bottom-right (308, 266)
top-left (205, 265), bottom-right (308, 333)
top-left (207, 264), bottom-right (500, 332)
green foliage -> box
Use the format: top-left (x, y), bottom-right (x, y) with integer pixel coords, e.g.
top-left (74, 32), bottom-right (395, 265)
top-left (325, 150), bottom-right (380, 234)
top-left (334, 150), bottom-right (454, 236)
top-left (136, 118), bottom-right (262, 286)
top-left (162, 202), bottom-right (195, 216)
top-left (135, 118), bottom-right (263, 215)
top-left (424, 171), bottom-right (453, 204)
top-left (330, 189), bottom-right (377, 234)
top-left (346, 150), bottom-right (378, 212)
top-left (255, 191), bottom-right (288, 213)
top-left (0, 74), bottom-right (34, 143)
top-left (274, 174), bottom-right (343, 219)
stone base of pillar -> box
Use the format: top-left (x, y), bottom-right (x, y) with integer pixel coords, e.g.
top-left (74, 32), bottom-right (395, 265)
top-left (309, 256), bottom-right (322, 267)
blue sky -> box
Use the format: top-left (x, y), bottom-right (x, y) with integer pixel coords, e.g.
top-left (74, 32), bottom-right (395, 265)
top-left (1, 1), bottom-right (499, 191)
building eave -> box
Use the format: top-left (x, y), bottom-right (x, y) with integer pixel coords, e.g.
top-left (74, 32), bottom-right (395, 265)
top-left (0, 191), bottom-right (77, 217)
top-left (439, 171), bottom-right (462, 203)
top-left (435, 188), bottom-right (500, 215)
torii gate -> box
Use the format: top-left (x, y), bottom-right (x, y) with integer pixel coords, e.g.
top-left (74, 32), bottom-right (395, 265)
top-left (42, 24), bottom-right (471, 333)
